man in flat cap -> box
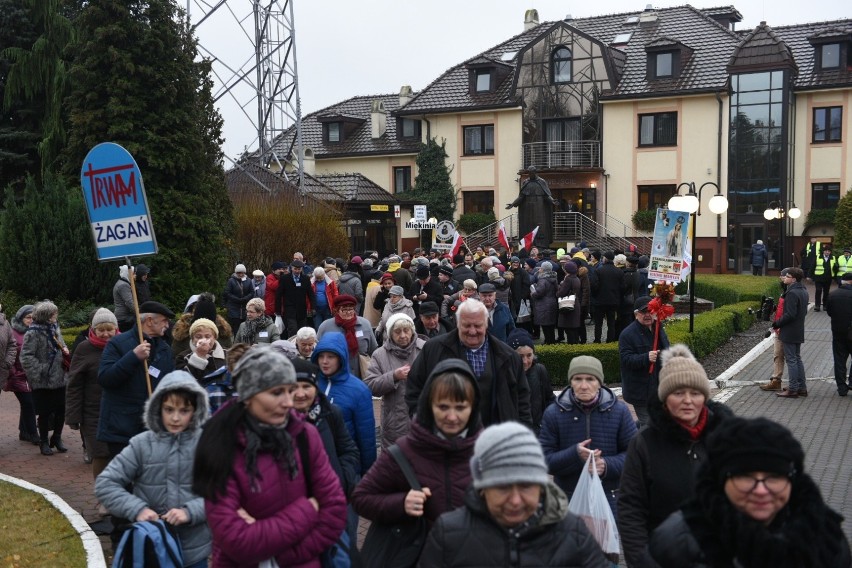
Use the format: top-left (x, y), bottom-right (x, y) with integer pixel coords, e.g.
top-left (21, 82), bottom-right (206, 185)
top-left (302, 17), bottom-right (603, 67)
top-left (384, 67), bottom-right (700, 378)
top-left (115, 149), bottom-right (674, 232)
top-left (414, 301), bottom-right (450, 339)
top-left (98, 301), bottom-right (176, 457)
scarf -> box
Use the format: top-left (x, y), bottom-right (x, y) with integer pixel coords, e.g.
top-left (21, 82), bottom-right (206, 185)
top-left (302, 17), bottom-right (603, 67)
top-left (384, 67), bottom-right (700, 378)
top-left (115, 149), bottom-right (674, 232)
top-left (385, 332), bottom-right (419, 361)
top-left (242, 411), bottom-right (297, 493)
top-left (570, 389), bottom-right (602, 411)
top-left (305, 398), bottom-right (322, 424)
top-left (87, 327), bottom-right (118, 350)
top-left (675, 405), bottom-right (709, 441)
top-left (334, 312), bottom-right (359, 356)
top-left (241, 315), bottom-right (272, 344)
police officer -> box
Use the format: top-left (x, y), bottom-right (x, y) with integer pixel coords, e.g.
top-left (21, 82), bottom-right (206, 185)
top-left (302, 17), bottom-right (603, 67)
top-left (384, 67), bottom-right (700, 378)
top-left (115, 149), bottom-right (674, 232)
top-left (813, 244), bottom-right (838, 311)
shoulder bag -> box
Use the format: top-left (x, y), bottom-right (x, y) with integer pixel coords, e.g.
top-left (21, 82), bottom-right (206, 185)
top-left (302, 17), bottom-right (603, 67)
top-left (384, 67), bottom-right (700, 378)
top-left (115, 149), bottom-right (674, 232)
top-left (359, 445), bottom-right (428, 568)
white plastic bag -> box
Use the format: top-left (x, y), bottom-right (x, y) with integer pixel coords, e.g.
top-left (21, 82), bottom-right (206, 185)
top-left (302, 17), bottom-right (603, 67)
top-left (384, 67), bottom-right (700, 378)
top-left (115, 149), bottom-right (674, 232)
top-left (517, 299), bottom-right (531, 323)
top-left (567, 453), bottom-right (620, 557)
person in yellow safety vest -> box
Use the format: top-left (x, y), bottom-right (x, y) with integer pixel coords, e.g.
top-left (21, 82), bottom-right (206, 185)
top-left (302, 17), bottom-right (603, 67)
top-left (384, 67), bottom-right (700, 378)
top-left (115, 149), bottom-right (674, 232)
top-left (801, 238), bottom-right (821, 279)
top-left (837, 248), bottom-right (852, 285)
top-left (813, 244), bottom-right (838, 311)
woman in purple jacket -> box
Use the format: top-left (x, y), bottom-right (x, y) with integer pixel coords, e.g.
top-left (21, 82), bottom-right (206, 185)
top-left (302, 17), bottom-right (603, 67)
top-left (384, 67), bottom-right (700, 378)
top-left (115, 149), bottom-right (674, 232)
top-left (351, 358), bottom-right (482, 530)
top-left (193, 347), bottom-right (346, 568)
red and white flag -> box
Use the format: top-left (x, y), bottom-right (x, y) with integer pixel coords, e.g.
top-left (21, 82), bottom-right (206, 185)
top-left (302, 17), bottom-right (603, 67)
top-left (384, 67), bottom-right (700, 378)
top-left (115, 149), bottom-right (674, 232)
top-left (451, 232), bottom-right (465, 256)
top-left (680, 237), bottom-right (692, 282)
top-left (497, 222), bottom-right (511, 251)
top-left (519, 226), bottom-right (539, 251)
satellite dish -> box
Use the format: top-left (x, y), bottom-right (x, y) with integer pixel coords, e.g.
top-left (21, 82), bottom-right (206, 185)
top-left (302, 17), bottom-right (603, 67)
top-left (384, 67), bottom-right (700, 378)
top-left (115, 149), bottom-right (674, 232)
top-left (435, 220), bottom-right (456, 241)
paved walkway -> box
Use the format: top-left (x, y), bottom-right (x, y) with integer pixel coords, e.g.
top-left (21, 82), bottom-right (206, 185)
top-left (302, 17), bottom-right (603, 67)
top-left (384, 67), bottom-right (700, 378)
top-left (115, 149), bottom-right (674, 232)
top-left (1, 286), bottom-right (850, 560)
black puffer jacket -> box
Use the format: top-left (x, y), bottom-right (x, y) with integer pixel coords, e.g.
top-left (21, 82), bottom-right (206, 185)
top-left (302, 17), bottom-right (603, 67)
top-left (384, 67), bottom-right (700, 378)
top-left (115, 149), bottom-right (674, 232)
top-left (650, 460), bottom-right (850, 567)
top-left (617, 398), bottom-right (733, 568)
top-left (525, 362), bottom-right (555, 436)
top-left (419, 482), bottom-right (609, 567)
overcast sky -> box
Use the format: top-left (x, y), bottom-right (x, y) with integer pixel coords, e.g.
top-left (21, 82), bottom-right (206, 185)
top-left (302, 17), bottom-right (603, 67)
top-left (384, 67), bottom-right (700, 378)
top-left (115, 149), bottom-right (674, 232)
top-left (189, 0), bottom-right (851, 161)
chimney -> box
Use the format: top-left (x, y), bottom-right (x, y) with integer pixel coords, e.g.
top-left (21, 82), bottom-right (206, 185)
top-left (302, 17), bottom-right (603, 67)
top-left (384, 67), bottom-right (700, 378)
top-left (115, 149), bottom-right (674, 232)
top-left (524, 9), bottom-right (539, 31)
top-left (399, 85), bottom-right (413, 108)
top-left (370, 100), bottom-right (387, 139)
top-left (640, 4), bottom-right (658, 25)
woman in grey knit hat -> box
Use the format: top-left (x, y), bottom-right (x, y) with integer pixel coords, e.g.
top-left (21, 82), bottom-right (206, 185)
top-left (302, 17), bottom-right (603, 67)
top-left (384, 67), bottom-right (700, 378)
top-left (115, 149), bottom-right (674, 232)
top-left (419, 421), bottom-right (609, 567)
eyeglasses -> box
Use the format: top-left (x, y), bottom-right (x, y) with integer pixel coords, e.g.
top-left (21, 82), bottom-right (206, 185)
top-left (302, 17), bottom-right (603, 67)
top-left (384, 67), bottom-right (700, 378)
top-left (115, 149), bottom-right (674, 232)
top-left (728, 473), bottom-right (791, 494)
top-left (338, 307), bottom-right (356, 313)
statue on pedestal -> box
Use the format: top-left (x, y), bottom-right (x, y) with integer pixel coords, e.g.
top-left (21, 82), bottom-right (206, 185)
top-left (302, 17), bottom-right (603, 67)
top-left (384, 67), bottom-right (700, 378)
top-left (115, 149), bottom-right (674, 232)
top-left (506, 166), bottom-right (557, 249)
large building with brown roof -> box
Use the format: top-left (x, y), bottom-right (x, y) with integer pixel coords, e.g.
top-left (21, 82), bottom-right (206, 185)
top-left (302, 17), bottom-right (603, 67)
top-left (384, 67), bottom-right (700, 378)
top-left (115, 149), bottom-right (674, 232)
top-left (245, 5), bottom-right (851, 269)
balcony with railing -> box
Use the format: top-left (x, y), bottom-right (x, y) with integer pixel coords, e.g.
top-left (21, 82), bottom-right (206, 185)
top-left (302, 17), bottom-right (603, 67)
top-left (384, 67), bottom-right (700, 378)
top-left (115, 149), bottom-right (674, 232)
top-left (522, 140), bottom-right (601, 169)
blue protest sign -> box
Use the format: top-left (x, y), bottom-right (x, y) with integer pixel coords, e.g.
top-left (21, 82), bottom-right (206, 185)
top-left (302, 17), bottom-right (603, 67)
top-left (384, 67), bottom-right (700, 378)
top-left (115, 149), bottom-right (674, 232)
top-left (80, 143), bottom-right (158, 261)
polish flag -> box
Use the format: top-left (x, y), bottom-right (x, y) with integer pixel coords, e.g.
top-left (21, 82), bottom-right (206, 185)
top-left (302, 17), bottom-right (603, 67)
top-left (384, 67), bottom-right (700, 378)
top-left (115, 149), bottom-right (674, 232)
top-left (680, 237), bottom-right (692, 282)
top-left (497, 222), bottom-right (511, 251)
top-left (451, 232), bottom-right (466, 256)
top-left (519, 226), bottom-right (539, 251)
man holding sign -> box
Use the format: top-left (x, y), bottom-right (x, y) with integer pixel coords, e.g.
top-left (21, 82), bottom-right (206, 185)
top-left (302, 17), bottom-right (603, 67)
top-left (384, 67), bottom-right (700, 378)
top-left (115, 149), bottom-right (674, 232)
top-left (97, 301), bottom-right (175, 457)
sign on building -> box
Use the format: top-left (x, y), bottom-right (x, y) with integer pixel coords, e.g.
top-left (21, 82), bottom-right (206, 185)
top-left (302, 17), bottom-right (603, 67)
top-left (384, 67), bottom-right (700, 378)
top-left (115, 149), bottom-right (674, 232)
top-left (80, 143), bottom-right (158, 261)
top-left (413, 204), bottom-right (427, 221)
top-left (404, 219), bottom-right (436, 230)
top-left (370, 204), bottom-right (389, 212)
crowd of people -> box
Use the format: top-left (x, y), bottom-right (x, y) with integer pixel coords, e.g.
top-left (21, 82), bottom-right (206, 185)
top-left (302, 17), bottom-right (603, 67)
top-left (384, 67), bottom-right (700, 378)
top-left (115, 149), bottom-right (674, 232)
top-left (0, 242), bottom-right (850, 568)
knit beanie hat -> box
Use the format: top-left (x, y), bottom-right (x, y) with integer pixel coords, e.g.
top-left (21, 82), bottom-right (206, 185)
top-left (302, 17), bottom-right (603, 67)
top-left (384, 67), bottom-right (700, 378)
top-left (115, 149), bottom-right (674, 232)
top-left (540, 261), bottom-right (553, 273)
top-left (487, 267), bottom-right (500, 281)
top-left (14, 304), bottom-right (34, 323)
top-left (192, 296), bottom-right (218, 323)
top-left (234, 264), bottom-right (247, 274)
top-left (386, 313), bottom-right (414, 337)
top-left (290, 357), bottom-right (320, 388)
top-left (657, 344), bottom-right (711, 401)
top-left (189, 318), bottom-right (219, 338)
top-left (564, 261), bottom-right (578, 274)
top-left (525, 258), bottom-right (537, 269)
top-left (470, 422), bottom-right (549, 490)
top-left (91, 308), bottom-right (118, 328)
top-left (389, 285), bottom-right (404, 297)
top-left (568, 355), bottom-right (604, 385)
top-left (234, 346), bottom-right (295, 401)
top-left (705, 416), bottom-right (803, 482)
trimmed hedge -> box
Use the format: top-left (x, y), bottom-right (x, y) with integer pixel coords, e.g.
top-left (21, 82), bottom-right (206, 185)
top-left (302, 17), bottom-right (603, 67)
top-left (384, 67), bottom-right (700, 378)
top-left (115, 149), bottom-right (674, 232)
top-left (538, 297), bottom-right (761, 388)
top-left (674, 274), bottom-right (780, 306)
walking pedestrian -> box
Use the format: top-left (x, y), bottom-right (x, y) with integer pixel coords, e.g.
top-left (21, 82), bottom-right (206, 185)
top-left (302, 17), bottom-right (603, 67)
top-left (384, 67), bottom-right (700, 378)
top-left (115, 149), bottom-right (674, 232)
top-left (772, 267), bottom-right (809, 398)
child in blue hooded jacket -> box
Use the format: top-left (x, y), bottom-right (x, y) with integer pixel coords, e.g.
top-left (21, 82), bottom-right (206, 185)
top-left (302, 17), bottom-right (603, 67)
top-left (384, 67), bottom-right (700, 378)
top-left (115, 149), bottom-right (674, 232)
top-left (312, 332), bottom-right (376, 474)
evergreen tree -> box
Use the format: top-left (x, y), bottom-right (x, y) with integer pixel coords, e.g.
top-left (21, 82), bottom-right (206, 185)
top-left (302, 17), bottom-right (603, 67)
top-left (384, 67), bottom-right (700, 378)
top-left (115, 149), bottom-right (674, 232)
top-left (1, 0), bottom-right (74, 174)
top-left (407, 137), bottom-right (456, 222)
top-left (62, 0), bottom-right (234, 307)
top-left (0, 173), bottom-right (108, 301)
top-left (834, 188), bottom-right (852, 250)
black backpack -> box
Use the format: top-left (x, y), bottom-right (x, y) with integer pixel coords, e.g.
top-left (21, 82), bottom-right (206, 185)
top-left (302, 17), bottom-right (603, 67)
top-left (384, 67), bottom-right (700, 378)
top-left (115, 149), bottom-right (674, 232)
top-left (112, 520), bottom-right (183, 568)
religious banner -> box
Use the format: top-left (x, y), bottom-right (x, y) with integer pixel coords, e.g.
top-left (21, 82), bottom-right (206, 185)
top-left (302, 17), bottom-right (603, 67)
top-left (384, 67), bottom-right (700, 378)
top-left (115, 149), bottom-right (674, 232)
top-left (648, 208), bottom-right (690, 283)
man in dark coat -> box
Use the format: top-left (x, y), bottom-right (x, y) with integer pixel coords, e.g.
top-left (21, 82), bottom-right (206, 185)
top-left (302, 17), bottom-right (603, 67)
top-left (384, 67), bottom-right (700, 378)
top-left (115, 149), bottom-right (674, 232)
top-left (508, 256), bottom-right (531, 318)
top-left (826, 272), bottom-right (852, 396)
top-left (276, 259), bottom-right (316, 337)
top-left (618, 296), bottom-right (670, 427)
top-left (223, 263), bottom-right (254, 332)
top-left (409, 265), bottom-right (444, 318)
top-left (452, 253), bottom-right (477, 283)
top-left (405, 299), bottom-right (532, 428)
top-left (415, 301), bottom-right (451, 339)
top-left (97, 301), bottom-right (175, 456)
top-left (773, 267), bottom-right (809, 398)
top-left (592, 252), bottom-right (624, 343)
top-left (749, 239), bottom-right (768, 276)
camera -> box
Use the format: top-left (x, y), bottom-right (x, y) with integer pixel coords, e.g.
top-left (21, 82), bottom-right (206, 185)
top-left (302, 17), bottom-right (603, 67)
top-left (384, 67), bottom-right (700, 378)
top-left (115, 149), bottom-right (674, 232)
top-left (764, 329), bottom-right (773, 339)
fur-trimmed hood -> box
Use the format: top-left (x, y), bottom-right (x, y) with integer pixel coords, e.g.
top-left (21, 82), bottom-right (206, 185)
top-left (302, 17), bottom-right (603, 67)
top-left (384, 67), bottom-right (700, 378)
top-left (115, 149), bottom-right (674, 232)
top-left (171, 312), bottom-right (233, 344)
top-left (143, 370), bottom-right (210, 434)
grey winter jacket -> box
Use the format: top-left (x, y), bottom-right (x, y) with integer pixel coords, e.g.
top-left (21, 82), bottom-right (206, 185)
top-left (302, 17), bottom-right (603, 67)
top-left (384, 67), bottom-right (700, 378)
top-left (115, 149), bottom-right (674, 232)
top-left (337, 272), bottom-right (364, 313)
top-left (0, 314), bottom-right (17, 389)
top-left (20, 325), bottom-right (66, 390)
top-left (113, 265), bottom-right (135, 324)
top-left (95, 371), bottom-right (211, 566)
top-left (375, 298), bottom-right (415, 343)
top-left (364, 336), bottom-right (425, 449)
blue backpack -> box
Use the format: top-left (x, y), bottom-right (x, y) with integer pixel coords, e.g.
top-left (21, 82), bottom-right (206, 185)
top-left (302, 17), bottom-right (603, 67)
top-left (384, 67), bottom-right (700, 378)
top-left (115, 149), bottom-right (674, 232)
top-left (112, 520), bottom-right (183, 568)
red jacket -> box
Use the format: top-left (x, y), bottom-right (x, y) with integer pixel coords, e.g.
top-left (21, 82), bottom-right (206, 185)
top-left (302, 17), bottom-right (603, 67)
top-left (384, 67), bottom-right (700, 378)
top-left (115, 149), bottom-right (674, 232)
top-left (264, 273), bottom-right (280, 316)
top-left (773, 296), bottom-right (785, 336)
top-left (309, 277), bottom-right (339, 313)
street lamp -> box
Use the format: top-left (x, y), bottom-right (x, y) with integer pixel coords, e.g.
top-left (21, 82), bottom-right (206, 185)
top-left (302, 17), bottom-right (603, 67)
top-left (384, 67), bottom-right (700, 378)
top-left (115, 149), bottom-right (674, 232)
top-left (668, 182), bottom-right (728, 332)
top-left (763, 200), bottom-right (801, 270)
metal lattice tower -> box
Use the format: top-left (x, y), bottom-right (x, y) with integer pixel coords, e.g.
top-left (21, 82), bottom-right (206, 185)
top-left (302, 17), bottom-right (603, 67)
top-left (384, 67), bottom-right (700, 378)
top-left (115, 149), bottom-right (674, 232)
top-left (187, 0), bottom-right (304, 188)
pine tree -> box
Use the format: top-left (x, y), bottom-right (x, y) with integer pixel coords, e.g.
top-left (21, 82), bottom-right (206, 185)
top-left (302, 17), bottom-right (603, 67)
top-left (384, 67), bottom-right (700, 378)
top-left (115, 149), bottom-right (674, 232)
top-left (61, 0), bottom-right (234, 308)
top-left (407, 137), bottom-right (456, 222)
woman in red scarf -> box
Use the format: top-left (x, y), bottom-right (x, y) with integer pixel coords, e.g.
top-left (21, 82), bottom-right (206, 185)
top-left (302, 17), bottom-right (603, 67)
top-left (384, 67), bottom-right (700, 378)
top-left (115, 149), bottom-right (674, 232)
top-left (66, 308), bottom-right (119, 514)
top-left (617, 344), bottom-right (733, 568)
top-left (315, 295), bottom-right (377, 378)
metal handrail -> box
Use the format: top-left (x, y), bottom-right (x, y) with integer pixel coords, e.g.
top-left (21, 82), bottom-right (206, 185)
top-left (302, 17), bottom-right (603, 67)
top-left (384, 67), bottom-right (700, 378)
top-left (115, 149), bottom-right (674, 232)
top-left (522, 141), bottom-right (601, 169)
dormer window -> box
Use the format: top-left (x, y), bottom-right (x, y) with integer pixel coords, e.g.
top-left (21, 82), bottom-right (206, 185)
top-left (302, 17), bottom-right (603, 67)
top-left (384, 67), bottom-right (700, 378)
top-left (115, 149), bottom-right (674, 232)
top-left (475, 69), bottom-right (491, 92)
top-left (327, 123), bottom-right (341, 143)
top-left (820, 43), bottom-right (840, 69)
top-left (552, 46), bottom-right (572, 83)
top-left (655, 52), bottom-right (673, 78)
